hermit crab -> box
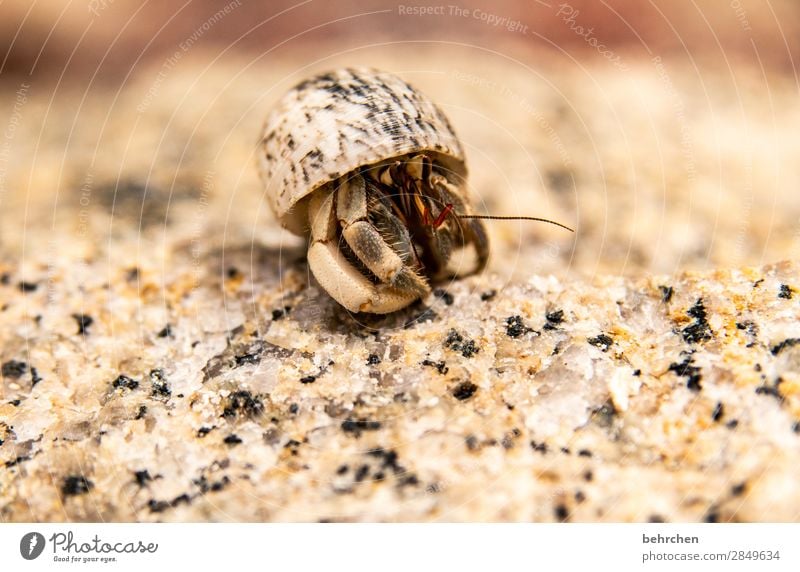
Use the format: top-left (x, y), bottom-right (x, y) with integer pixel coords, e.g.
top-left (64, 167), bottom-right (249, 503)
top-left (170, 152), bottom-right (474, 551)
top-left (259, 67), bottom-right (570, 313)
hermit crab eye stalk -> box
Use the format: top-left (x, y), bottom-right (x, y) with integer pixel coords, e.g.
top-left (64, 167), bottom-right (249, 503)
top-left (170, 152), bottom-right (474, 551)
top-left (259, 67), bottom-right (571, 314)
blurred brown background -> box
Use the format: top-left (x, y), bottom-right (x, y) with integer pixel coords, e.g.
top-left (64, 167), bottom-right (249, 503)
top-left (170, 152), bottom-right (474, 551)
top-left (2, 0), bottom-right (799, 86)
top-left (2, 0), bottom-right (800, 279)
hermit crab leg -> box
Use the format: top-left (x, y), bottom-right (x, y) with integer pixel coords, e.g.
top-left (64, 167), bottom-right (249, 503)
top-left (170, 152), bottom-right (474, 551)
top-left (429, 175), bottom-right (490, 277)
top-left (306, 178), bottom-right (428, 314)
top-left (307, 185), bottom-right (377, 312)
top-left (337, 175), bottom-right (430, 308)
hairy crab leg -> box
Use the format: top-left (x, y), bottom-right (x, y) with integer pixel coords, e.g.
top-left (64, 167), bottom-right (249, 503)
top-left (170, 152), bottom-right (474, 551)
top-left (338, 175), bottom-right (430, 298)
top-left (307, 185), bottom-right (376, 312)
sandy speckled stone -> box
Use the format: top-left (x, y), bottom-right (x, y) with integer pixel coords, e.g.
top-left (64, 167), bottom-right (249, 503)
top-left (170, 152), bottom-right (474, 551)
top-left (1, 54), bottom-right (800, 522)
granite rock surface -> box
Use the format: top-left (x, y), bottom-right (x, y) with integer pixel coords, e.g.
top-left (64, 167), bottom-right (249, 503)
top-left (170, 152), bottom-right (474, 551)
top-left (1, 53), bottom-right (799, 521)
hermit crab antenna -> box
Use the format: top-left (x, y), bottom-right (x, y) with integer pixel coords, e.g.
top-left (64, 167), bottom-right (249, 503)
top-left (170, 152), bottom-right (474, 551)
top-left (431, 202), bottom-right (574, 232)
top-left (457, 213), bottom-right (574, 233)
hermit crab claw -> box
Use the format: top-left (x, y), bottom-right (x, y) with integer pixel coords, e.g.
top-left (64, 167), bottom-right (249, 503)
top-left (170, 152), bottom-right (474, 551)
top-left (306, 175), bottom-right (432, 314)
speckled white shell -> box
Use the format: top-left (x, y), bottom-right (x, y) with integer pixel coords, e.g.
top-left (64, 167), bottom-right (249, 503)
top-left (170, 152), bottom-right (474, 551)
top-left (259, 67), bottom-right (467, 234)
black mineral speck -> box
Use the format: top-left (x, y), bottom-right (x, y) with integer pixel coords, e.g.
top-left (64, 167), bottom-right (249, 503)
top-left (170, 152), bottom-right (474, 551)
top-left (727, 419), bottom-right (739, 429)
top-left (134, 470), bottom-right (153, 487)
top-left (659, 285), bottom-right (674, 303)
top-left (505, 315), bottom-right (530, 338)
top-left (544, 309), bottom-right (564, 330)
top-left (148, 493), bottom-right (191, 513)
top-left (226, 267), bottom-right (240, 279)
top-left (341, 419), bottom-right (381, 437)
top-left (149, 369), bottom-right (171, 397)
top-left (771, 338), bottom-right (800, 356)
top-left (682, 299), bottom-right (712, 344)
top-left (778, 284), bottom-right (793, 299)
top-left (62, 475), bottom-right (93, 496)
top-left (452, 381), bottom-right (478, 401)
top-left (398, 474), bottom-right (419, 487)
top-left (223, 434), bottom-right (243, 446)
top-left (366, 354), bottom-right (381, 365)
top-left (366, 448), bottom-right (402, 474)
top-left (531, 441), bottom-right (548, 454)
top-left (5, 455), bottom-right (29, 467)
top-left (554, 504), bottom-right (570, 522)
top-left (299, 374), bottom-right (317, 384)
top-left (712, 402), bottom-right (724, 422)
top-left (792, 421), bottom-right (800, 434)
top-left (272, 306), bottom-right (291, 320)
top-left (668, 353), bottom-right (702, 392)
top-left (222, 390), bottom-right (264, 418)
top-left (18, 281), bottom-right (38, 292)
top-left (197, 426), bottom-right (213, 437)
top-left (588, 334), bottom-right (613, 352)
top-left (30, 367), bottom-right (42, 386)
top-left (336, 464), bottom-right (349, 475)
top-left (731, 482), bottom-right (746, 496)
top-left (157, 324), bottom-right (173, 338)
top-left (736, 320), bottom-right (759, 347)
top-left (134, 405), bottom-right (147, 419)
top-left (444, 329), bottom-right (480, 358)
top-left (433, 288), bottom-right (454, 305)
top-left (234, 351), bottom-right (261, 366)
top-left (480, 290), bottom-right (496, 301)
top-left (147, 500), bottom-right (170, 513)
top-left (578, 449), bottom-right (592, 458)
top-left (421, 359), bottom-right (448, 375)
top-left (284, 439), bottom-right (301, 455)
top-left (465, 435), bottom-right (479, 451)
top-left (755, 380), bottom-right (783, 402)
top-left (194, 475), bottom-right (230, 493)
top-left (289, 403), bottom-right (299, 414)
top-left (354, 465), bottom-right (370, 482)
top-left (2, 360), bottom-right (27, 379)
top-left (112, 374), bottom-right (139, 390)
top-left (72, 313), bottom-right (93, 335)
